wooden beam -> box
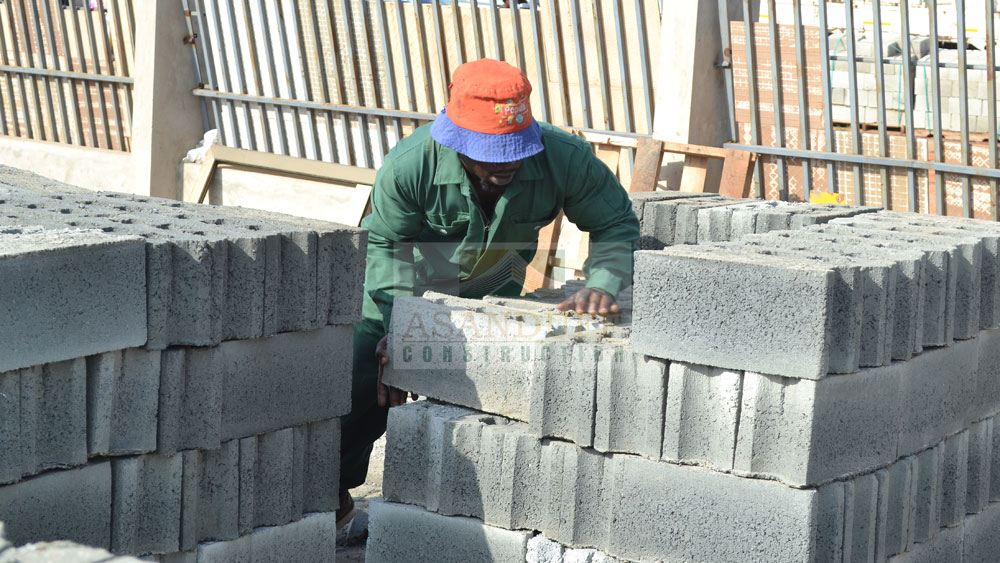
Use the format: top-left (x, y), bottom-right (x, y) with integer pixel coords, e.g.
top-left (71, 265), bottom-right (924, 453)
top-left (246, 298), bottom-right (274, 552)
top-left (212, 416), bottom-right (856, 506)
top-left (523, 211), bottom-right (565, 293)
top-left (718, 149), bottom-right (756, 198)
top-left (679, 155), bottom-right (711, 192)
top-left (629, 137), bottom-right (665, 192)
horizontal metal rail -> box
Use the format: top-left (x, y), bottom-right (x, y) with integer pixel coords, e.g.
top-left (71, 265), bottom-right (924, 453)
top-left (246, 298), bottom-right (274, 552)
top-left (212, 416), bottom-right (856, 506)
top-left (0, 64), bottom-right (134, 85)
top-left (726, 142), bottom-right (1000, 180)
top-left (829, 54), bottom-right (1000, 71)
top-left (192, 88), bottom-right (438, 121)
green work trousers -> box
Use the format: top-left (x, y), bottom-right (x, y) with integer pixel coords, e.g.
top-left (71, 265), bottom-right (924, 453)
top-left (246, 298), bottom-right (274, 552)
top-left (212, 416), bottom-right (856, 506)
top-left (339, 319), bottom-right (389, 490)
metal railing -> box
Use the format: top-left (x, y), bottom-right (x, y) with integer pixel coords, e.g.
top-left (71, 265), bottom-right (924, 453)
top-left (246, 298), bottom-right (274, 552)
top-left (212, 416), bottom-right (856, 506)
top-left (0, 0), bottom-right (135, 151)
top-left (718, 0), bottom-right (1000, 219)
top-left (184, 0), bottom-right (661, 169)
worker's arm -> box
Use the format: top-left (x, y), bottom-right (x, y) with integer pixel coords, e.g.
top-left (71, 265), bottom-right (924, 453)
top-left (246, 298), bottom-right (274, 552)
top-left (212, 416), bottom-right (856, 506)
top-left (559, 144), bottom-right (640, 312)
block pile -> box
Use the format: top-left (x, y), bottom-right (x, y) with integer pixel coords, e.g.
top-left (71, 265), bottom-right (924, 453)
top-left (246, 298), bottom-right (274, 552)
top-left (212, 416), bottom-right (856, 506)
top-left (0, 167), bottom-right (365, 562)
top-left (371, 194), bottom-right (1000, 562)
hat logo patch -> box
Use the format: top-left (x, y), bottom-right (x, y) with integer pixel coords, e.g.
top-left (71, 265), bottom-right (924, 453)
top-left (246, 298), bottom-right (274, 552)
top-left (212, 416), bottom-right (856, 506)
top-left (494, 97), bottom-right (529, 126)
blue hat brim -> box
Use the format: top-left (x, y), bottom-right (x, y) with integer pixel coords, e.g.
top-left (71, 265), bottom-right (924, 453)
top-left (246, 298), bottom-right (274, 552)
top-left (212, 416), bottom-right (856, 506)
top-left (430, 109), bottom-right (544, 163)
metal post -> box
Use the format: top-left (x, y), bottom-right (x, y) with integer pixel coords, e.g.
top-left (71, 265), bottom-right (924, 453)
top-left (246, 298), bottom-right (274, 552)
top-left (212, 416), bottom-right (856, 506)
top-left (956, 0), bottom-right (972, 218)
top-left (818, 0), bottom-right (836, 193)
top-left (844, 0), bottom-right (864, 205)
top-left (766, 0), bottom-right (787, 200)
top-left (929, 0), bottom-right (946, 214)
top-left (987, 0), bottom-right (999, 220)
top-left (900, 0), bottom-right (918, 212)
top-left (792, 0), bottom-right (811, 201)
top-left (872, 0), bottom-right (890, 208)
top-left (742, 0), bottom-right (762, 198)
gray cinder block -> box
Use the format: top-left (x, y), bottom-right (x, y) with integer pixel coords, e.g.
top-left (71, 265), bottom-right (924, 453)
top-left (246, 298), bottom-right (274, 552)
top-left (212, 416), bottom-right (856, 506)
top-left (0, 228), bottom-right (146, 372)
top-left (910, 445), bottom-right (942, 545)
top-left (939, 430), bottom-right (970, 528)
top-left (223, 236), bottom-right (271, 341)
top-left (974, 329), bottom-right (1000, 422)
top-left (814, 482), bottom-right (846, 563)
top-left (541, 441), bottom-right (612, 549)
top-left (891, 521), bottom-right (963, 563)
top-left (962, 501), bottom-right (1000, 563)
top-left (302, 418), bottom-right (341, 514)
top-left (965, 419), bottom-right (992, 516)
top-left (594, 354), bottom-right (666, 459)
top-left (528, 340), bottom-right (603, 447)
top-left (111, 454), bottom-right (184, 555)
top-left (0, 462), bottom-right (111, 549)
top-left (527, 534), bottom-right (564, 563)
top-left (842, 474), bottom-right (879, 563)
top-left (633, 245), bottom-right (863, 379)
top-left (157, 348), bottom-right (223, 455)
top-left (20, 359), bottom-right (88, 478)
top-left (993, 414), bottom-right (1000, 502)
top-left (885, 456), bottom-right (916, 557)
top-left (87, 348), bottom-right (161, 456)
top-left (672, 198), bottom-right (744, 244)
top-left (241, 428), bottom-right (302, 529)
top-left (661, 362), bottom-right (742, 469)
top-left (629, 191), bottom-right (718, 250)
top-left (0, 369), bottom-right (20, 484)
top-left (195, 512), bottom-right (337, 563)
top-left (366, 500), bottom-right (530, 563)
top-left (734, 367), bottom-right (902, 487)
top-left (195, 440), bottom-right (240, 543)
top-left (180, 451), bottom-right (199, 552)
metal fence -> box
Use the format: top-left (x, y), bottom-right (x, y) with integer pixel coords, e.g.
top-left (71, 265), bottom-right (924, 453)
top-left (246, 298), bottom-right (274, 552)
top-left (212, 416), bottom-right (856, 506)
top-left (184, 0), bottom-right (661, 170)
top-left (0, 0), bottom-right (135, 151)
top-left (718, 0), bottom-right (1000, 219)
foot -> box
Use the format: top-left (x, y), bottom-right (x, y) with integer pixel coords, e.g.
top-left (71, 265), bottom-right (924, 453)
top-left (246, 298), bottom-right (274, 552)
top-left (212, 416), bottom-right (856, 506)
top-left (335, 489), bottom-right (356, 531)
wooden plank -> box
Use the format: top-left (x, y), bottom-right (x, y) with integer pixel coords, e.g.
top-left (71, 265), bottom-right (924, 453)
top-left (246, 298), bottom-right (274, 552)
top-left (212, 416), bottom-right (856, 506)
top-left (595, 144), bottom-right (621, 176)
top-left (659, 140), bottom-right (730, 159)
top-left (523, 211), bottom-right (565, 293)
top-left (628, 137), bottom-right (664, 192)
top-left (679, 155), bottom-right (711, 192)
top-left (718, 148), bottom-right (756, 198)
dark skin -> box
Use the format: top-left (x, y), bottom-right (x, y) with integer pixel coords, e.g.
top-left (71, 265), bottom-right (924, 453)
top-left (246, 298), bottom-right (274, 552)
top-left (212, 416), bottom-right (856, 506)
top-left (375, 154), bottom-right (619, 408)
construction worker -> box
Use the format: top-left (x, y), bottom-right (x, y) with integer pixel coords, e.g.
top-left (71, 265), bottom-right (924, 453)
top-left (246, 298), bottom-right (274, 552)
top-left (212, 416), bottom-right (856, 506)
top-left (337, 58), bottom-right (639, 535)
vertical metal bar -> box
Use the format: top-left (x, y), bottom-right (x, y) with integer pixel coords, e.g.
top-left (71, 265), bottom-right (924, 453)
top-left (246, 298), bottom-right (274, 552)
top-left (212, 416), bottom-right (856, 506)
top-left (765, 0), bottom-right (787, 199)
top-left (225, 0), bottom-right (258, 152)
top-left (634, 0), bottom-right (654, 134)
top-left (312, 0), bottom-right (338, 159)
top-left (241, 0), bottom-right (272, 153)
top-left (611, 0), bottom-right (634, 135)
top-left (27, 0), bottom-right (59, 142)
top-left (717, 0), bottom-right (738, 142)
top-left (69, 0), bottom-right (99, 145)
top-left (354, 0), bottom-right (389, 162)
top-left (291, 0), bottom-right (324, 159)
top-left (900, 0), bottom-right (918, 212)
top-left (489, 0), bottom-right (504, 61)
top-left (0, 1), bottom-right (21, 136)
top-left (194, 0), bottom-right (226, 146)
top-left (549, 0), bottom-right (572, 125)
top-left (510, 0), bottom-right (527, 72)
top-left (742, 0), bottom-right (762, 198)
top-left (818, 0), bottom-right (836, 193)
top-left (412, 0), bottom-right (436, 110)
top-left (394, 0), bottom-right (418, 113)
top-left (125, 0), bottom-right (134, 52)
top-left (570, 0), bottom-right (592, 128)
top-left (471, 0), bottom-right (485, 61)
top-left (956, 0), bottom-right (972, 218)
top-left (430, 0), bottom-right (450, 100)
top-left (57, 0), bottom-right (86, 144)
top-left (40, 0), bottom-right (72, 144)
top-left (792, 0), bottom-right (811, 201)
top-left (15, 0), bottom-right (47, 140)
top-left (257, 0), bottom-right (290, 155)
top-left (325, 0), bottom-right (355, 163)
top-left (987, 0), bottom-right (998, 220)
top-left (107, 0), bottom-right (133, 128)
top-left (844, 0), bottom-right (864, 205)
top-left (375, 0), bottom-right (403, 142)
top-left (207, 0), bottom-right (244, 149)
top-left (528, 0), bottom-right (550, 123)
top-left (340, 0), bottom-right (373, 167)
top-left (451, 0), bottom-right (466, 67)
top-left (591, 0), bottom-right (613, 131)
top-left (274, 0), bottom-right (308, 157)
top-left (95, 0), bottom-right (127, 150)
top-left (871, 0), bottom-right (890, 208)
top-left (929, 0), bottom-right (945, 215)
top-left (82, 0), bottom-right (113, 148)
top-left (6, 0), bottom-right (37, 139)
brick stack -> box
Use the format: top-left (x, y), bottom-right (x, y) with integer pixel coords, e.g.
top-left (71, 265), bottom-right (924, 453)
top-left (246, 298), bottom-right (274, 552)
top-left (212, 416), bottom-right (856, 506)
top-left (0, 168), bottom-right (365, 562)
top-left (373, 193), bottom-right (1000, 562)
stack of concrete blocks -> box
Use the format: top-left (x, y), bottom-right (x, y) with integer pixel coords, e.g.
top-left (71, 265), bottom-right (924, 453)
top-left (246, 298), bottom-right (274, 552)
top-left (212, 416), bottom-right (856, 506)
top-left (0, 168), bottom-right (365, 562)
top-left (372, 193), bottom-right (1000, 561)
top-left (913, 50), bottom-right (999, 135)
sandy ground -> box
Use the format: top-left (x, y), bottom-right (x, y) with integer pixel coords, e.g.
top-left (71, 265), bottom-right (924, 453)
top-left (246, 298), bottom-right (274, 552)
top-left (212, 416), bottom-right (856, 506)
top-left (338, 434), bottom-right (386, 563)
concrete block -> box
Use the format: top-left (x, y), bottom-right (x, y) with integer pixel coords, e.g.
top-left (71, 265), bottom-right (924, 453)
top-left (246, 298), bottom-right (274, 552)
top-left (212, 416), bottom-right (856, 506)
top-left (606, 454), bottom-right (818, 562)
top-left (965, 419), bottom-right (992, 516)
top-left (222, 236), bottom-right (271, 341)
top-left (195, 440), bottom-right (240, 543)
top-left (974, 329), bottom-right (1000, 421)
top-left (633, 245), bottom-right (863, 379)
top-left (885, 456), bottom-right (916, 557)
top-left (302, 418), bottom-right (341, 514)
top-left (435, 416), bottom-right (487, 520)
top-left (661, 362), bottom-right (741, 469)
top-left (241, 428), bottom-right (303, 529)
top-left (157, 348), bottom-right (223, 455)
top-left (196, 512), bottom-right (337, 563)
top-left (696, 204), bottom-right (734, 242)
top-left (963, 501), bottom-right (1000, 563)
top-left (478, 419), bottom-right (545, 531)
top-left (897, 339), bottom-right (978, 456)
top-left (814, 482), bottom-right (846, 563)
top-left (890, 522), bottom-right (962, 563)
top-left (164, 238), bottom-right (228, 347)
top-left (220, 325), bottom-right (353, 441)
top-left (19, 359), bottom-right (88, 477)
top-left (366, 500), bottom-right (530, 563)
top-left (275, 231), bottom-right (320, 333)
top-left (179, 451), bottom-right (199, 552)
top-left (324, 227), bottom-right (368, 325)
top-left (541, 441), bottom-right (612, 549)
top-left (672, 198), bottom-right (743, 244)
top-left (993, 415), bottom-right (1000, 502)
top-left (0, 228), bottom-right (146, 372)
top-left (237, 437), bottom-right (256, 537)
top-left (0, 462), bottom-right (111, 549)
top-left (910, 445), bottom-right (941, 545)
top-left (939, 430), bottom-right (970, 528)
top-left (87, 348), bottom-right (160, 456)
top-left (734, 367), bottom-right (902, 487)
top-left (111, 454), bottom-right (183, 555)
top-left (631, 192), bottom-right (719, 250)
top-left (0, 370), bottom-right (18, 484)
top-left (528, 340), bottom-right (603, 447)
top-left (527, 535), bottom-right (564, 563)
top-left (594, 354), bottom-right (666, 459)
top-left (843, 474), bottom-right (879, 563)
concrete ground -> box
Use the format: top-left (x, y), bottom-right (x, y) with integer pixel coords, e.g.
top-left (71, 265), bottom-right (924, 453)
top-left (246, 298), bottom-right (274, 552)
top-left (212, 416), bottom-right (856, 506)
top-left (338, 434), bottom-right (386, 563)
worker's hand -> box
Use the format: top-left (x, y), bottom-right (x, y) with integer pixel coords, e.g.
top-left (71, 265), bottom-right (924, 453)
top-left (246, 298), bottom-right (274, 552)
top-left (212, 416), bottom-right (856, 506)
top-left (375, 334), bottom-right (418, 408)
top-left (556, 287), bottom-right (619, 316)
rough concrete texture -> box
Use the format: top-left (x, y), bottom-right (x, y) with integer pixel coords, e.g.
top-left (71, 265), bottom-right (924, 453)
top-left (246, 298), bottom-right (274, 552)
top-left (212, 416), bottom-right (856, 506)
top-left (193, 512), bottom-right (337, 563)
top-left (17, 359), bottom-right (88, 480)
top-left (0, 462), bottom-right (111, 549)
top-left (0, 370), bottom-right (17, 484)
top-left (962, 500), bottom-right (1000, 563)
top-left (938, 430), bottom-right (970, 528)
top-left (366, 500), bottom-right (530, 563)
top-left (593, 354), bottom-right (666, 458)
top-left (111, 454), bottom-right (183, 555)
top-left (87, 348), bottom-right (161, 456)
top-left (634, 244), bottom-right (863, 379)
top-left (965, 419), bottom-right (993, 516)
top-left (885, 457), bottom-right (916, 557)
top-left (158, 325), bottom-right (352, 455)
top-left (974, 329), bottom-right (1000, 423)
top-left (661, 362), bottom-right (742, 469)
top-left (889, 522), bottom-right (963, 563)
top-left (631, 192), bottom-right (721, 250)
top-left (910, 445), bottom-right (942, 545)
top-left (0, 227), bottom-right (146, 373)
top-left (0, 522), bottom-right (144, 563)
top-left (0, 178), bottom-right (366, 349)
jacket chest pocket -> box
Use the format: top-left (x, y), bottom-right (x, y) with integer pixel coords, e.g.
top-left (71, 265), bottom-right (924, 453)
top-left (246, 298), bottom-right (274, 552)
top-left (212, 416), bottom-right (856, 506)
top-left (424, 213), bottom-right (470, 238)
top-left (510, 212), bottom-right (559, 239)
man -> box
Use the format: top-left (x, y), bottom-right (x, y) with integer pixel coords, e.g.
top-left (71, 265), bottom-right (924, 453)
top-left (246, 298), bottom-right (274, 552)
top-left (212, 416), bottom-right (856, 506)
top-left (337, 58), bottom-right (639, 531)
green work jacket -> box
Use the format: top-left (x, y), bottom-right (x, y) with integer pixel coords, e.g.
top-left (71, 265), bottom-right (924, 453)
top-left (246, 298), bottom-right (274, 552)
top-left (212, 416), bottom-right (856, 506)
top-left (361, 121), bottom-right (640, 331)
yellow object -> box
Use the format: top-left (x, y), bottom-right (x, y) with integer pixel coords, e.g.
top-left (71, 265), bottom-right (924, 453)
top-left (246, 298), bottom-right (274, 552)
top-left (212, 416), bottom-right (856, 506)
top-left (809, 191), bottom-right (846, 205)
